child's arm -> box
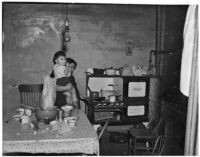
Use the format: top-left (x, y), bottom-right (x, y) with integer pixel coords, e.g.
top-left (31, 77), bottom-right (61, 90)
top-left (56, 83), bottom-right (73, 91)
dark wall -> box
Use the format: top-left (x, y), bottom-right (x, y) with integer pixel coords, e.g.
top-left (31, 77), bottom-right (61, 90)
top-left (3, 3), bottom-right (156, 112)
top-left (160, 5), bottom-right (188, 93)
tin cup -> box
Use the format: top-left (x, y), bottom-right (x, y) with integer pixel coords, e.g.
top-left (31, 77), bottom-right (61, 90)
top-left (20, 115), bottom-right (29, 124)
top-left (57, 109), bottom-right (63, 122)
top-left (24, 108), bottom-right (32, 117)
top-left (17, 108), bottom-right (25, 116)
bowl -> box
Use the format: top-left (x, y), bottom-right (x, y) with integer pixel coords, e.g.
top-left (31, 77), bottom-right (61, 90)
top-left (35, 107), bottom-right (57, 122)
top-left (105, 69), bottom-right (116, 75)
top-left (61, 105), bottom-right (73, 111)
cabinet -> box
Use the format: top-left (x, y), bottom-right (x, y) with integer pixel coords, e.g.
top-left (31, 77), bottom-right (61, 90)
top-left (84, 74), bottom-right (150, 125)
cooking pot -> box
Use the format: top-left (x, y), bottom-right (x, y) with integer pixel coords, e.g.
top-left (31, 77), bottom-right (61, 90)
top-left (108, 95), bottom-right (121, 102)
top-left (110, 132), bottom-right (129, 143)
top-left (109, 95), bottom-right (116, 102)
top-left (101, 84), bottom-right (115, 100)
top-left (120, 65), bottom-right (133, 76)
top-left (105, 68), bottom-right (116, 75)
top-left (93, 68), bottom-right (105, 75)
top-left (87, 86), bottom-right (99, 98)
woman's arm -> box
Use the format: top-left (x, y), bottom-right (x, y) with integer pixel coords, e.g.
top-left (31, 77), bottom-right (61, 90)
top-left (56, 83), bottom-right (73, 91)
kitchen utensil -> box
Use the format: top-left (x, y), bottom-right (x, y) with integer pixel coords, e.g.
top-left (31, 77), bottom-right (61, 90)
top-left (17, 108), bottom-right (25, 116)
top-left (110, 132), bottom-right (129, 143)
top-left (93, 68), bottom-right (105, 75)
top-left (120, 65), bottom-right (133, 76)
top-left (87, 86), bottom-right (99, 98)
top-left (61, 106), bottom-right (73, 118)
top-left (24, 108), bottom-right (32, 116)
top-left (100, 84), bottom-right (118, 100)
top-left (108, 95), bottom-right (122, 102)
top-left (20, 115), bottom-right (29, 124)
top-left (115, 70), bottom-right (120, 75)
top-left (35, 107), bottom-right (57, 122)
top-left (86, 68), bottom-right (94, 74)
top-left (105, 68), bottom-right (116, 75)
top-left (108, 95), bottom-right (116, 102)
top-left (67, 117), bottom-right (77, 127)
top-left (57, 109), bottom-right (63, 122)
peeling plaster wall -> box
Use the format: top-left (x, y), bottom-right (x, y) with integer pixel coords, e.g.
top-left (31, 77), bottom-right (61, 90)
top-left (3, 3), bottom-right (156, 112)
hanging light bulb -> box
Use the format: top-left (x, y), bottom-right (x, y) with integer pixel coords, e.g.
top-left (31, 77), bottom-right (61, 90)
top-left (62, 4), bottom-right (70, 52)
top-left (64, 18), bottom-right (71, 42)
top-left (64, 3), bottom-right (70, 43)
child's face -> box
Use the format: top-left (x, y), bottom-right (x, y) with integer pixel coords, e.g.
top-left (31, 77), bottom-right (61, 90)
top-left (55, 56), bottom-right (66, 66)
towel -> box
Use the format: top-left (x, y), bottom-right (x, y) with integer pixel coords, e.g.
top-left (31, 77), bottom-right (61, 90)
top-left (42, 75), bottom-right (56, 110)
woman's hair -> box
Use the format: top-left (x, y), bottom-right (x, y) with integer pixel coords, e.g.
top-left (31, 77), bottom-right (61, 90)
top-left (52, 51), bottom-right (66, 64)
top-left (66, 57), bottom-right (77, 69)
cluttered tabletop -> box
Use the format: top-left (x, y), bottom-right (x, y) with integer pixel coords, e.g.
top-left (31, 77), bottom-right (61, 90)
top-left (3, 107), bottom-right (99, 155)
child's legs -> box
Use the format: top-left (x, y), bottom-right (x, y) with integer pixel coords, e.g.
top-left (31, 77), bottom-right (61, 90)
top-left (55, 77), bottom-right (71, 108)
top-left (64, 92), bottom-right (73, 105)
top-left (55, 91), bottom-right (66, 109)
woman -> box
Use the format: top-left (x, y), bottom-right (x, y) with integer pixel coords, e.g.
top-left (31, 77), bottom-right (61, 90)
top-left (49, 51), bottom-right (79, 109)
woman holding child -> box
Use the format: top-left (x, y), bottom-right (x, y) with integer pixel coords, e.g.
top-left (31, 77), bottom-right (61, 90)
top-left (49, 51), bottom-right (80, 109)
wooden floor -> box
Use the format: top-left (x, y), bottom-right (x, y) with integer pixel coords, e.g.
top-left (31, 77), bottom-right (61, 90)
top-left (100, 132), bottom-right (129, 156)
top-left (100, 123), bottom-right (185, 156)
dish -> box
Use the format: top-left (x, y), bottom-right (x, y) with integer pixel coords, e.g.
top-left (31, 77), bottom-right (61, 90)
top-left (35, 107), bottom-right (57, 122)
top-left (61, 105), bottom-right (73, 111)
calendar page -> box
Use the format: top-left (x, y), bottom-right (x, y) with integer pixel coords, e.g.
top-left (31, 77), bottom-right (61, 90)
top-left (127, 106), bottom-right (145, 116)
top-left (128, 82), bottom-right (146, 97)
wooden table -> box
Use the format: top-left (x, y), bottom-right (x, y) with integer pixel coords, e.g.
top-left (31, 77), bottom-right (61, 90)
top-left (3, 109), bottom-right (99, 155)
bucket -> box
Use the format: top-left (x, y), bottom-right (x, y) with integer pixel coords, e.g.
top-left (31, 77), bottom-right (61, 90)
top-left (109, 132), bottom-right (129, 143)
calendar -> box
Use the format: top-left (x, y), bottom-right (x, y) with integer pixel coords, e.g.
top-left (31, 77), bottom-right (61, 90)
top-left (127, 105), bottom-right (145, 116)
top-left (128, 82), bottom-right (146, 97)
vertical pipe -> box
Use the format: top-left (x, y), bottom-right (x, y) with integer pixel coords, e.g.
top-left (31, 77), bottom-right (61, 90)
top-left (156, 5), bottom-right (165, 76)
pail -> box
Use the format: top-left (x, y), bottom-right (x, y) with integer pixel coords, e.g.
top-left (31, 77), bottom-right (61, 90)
top-left (109, 132), bottom-right (129, 143)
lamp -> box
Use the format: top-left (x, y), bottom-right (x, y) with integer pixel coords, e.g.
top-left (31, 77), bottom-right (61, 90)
top-left (63, 3), bottom-right (71, 52)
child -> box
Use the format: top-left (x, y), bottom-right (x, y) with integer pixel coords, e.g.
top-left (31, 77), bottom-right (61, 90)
top-left (51, 51), bottom-right (78, 109)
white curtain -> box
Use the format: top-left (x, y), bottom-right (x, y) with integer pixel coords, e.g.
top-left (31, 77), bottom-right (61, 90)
top-left (180, 5), bottom-right (198, 96)
top-left (180, 5), bottom-right (198, 155)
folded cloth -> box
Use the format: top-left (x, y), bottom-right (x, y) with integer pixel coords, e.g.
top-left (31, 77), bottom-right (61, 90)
top-left (42, 75), bottom-right (56, 110)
